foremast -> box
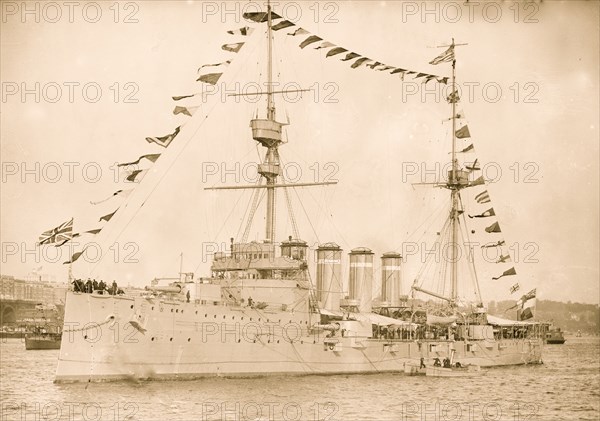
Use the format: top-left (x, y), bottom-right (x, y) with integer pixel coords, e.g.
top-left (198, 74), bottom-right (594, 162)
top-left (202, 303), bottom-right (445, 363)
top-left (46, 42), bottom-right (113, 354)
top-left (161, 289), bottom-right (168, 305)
top-left (207, 1), bottom-right (337, 245)
top-left (261, 0), bottom-right (278, 243)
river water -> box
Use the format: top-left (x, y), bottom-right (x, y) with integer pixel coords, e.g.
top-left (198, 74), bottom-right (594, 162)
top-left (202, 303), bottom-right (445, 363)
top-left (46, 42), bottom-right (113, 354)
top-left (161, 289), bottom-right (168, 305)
top-left (1, 337), bottom-right (598, 421)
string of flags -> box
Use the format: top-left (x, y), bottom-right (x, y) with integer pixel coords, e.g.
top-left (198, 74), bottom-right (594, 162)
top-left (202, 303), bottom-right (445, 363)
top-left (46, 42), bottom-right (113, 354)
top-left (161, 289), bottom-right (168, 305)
top-left (264, 13), bottom-right (449, 85)
top-left (449, 105), bottom-right (523, 297)
top-left (90, 189), bottom-right (132, 205)
top-left (37, 7), bottom-right (529, 304)
top-left (37, 20), bottom-right (255, 266)
top-left (506, 288), bottom-right (536, 320)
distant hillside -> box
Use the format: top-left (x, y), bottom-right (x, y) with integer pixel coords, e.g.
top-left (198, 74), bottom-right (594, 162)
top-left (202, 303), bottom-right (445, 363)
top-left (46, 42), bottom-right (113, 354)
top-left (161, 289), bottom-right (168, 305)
top-left (488, 300), bottom-right (600, 335)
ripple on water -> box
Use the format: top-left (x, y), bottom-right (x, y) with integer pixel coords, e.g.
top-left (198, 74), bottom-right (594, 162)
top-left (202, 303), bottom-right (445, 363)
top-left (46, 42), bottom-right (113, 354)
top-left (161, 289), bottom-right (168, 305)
top-left (1, 338), bottom-right (599, 420)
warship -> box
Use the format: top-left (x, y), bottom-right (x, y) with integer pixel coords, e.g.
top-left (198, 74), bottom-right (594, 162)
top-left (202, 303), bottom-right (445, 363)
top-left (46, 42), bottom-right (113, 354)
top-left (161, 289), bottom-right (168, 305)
top-left (55, 4), bottom-right (544, 382)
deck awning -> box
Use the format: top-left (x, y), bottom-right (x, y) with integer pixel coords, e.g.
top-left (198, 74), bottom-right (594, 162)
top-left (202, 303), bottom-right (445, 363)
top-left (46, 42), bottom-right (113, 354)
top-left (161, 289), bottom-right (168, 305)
top-left (319, 308), bottom-right (344, 317)
top-left (486, 315), bottom-right (538, 326)
top-left (354, 313), bottom-right (412, 327)
top-left (426, 314), bottom-right (458, 325)
top-left (318, 309), bottom-right (413, 327)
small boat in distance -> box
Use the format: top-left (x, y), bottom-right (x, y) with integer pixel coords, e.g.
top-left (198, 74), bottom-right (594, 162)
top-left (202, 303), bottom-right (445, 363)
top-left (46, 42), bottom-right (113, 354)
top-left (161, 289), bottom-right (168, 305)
top-left (24, 304), bottom-right (63, 350)
top-left (25, 327), bottom-right (62, 350)
top-left (545, 326), bottom-right (566, 344)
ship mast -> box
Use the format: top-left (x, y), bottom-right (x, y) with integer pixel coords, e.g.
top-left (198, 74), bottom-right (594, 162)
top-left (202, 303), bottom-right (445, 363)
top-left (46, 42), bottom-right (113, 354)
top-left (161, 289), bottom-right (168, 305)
top-left (264, 0), bottom-right (277, 243)
top-left (204, 2), bottom-right (337, 243)
top-left (411, 38), bottom-right (470, 306)
top-left (450, 39), bottom-right (458, 302)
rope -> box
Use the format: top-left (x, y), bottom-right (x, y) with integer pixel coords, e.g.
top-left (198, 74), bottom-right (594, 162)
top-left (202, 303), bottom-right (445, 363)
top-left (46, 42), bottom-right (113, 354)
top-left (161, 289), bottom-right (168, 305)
top-left (280, 171), bottom-right (300, 240)
top-left (240, 178), bottom-right (264, 243)
top-left (63, 314), bottom-right (115, 333)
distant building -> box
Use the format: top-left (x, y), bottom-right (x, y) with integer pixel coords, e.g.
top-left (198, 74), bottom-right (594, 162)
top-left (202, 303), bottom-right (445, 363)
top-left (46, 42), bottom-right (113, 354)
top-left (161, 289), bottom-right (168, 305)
top-left (0, 275), bottom-right (67, 327)
top-left (0, 275), bottom-right (67, 305)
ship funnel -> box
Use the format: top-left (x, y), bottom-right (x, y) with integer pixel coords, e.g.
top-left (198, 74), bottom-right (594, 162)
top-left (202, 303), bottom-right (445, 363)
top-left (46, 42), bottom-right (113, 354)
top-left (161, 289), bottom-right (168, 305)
top-left (348, 247), bottom-right (374, 313)
top-left (381, 252), bottom-right (402, 306)
top-left (316, 242), bottom-right (342, 311)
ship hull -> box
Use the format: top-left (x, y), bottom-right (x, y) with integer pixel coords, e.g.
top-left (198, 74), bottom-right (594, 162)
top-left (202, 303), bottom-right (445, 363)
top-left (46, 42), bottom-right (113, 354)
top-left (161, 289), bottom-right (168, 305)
top-left (55, 292), bottom-right (544, 382)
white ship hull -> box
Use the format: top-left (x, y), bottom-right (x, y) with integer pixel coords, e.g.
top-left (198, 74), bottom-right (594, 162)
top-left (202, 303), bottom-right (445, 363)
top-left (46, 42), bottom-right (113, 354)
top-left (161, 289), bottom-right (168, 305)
top-left (55, 292), bottom-right (543, 382)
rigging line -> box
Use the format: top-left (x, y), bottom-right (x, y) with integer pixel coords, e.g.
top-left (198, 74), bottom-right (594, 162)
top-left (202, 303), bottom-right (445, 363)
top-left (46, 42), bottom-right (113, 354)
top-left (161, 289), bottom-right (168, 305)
top-left (278, 155), bottom-right (300, 239)
top-left (234, 184), bottom-right (256, 242)
top-left (458, 193), bottom-right (483, 303)
top-left (414, 206), bottom-right (450, 280)
top-left (395, 196), bottom-right (448, 251)
top-left (208, 186), bottom-right (248, 242)
top-left (289, 183), bottom-right (322, 245)
top-left (433, 218), bottom-right (450, 297)
top-left (88, 31), bottom-right (262, 276)
top-left (282, 175), bottom-right (300, 239)
top-left (319, 187), bottom-right (352, 249)
top-left (240, 178), bottom-right (265, 243)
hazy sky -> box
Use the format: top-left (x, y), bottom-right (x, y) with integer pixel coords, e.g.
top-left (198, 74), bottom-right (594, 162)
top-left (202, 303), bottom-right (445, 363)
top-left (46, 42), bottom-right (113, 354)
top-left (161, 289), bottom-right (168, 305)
top-left (1, 1), bottom-right (598, 305)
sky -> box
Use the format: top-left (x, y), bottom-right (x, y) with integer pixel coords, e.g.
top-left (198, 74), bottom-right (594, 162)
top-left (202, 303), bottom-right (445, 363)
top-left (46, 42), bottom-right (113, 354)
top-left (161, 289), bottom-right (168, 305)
top-left (1, 1), bottom-right (599, 305)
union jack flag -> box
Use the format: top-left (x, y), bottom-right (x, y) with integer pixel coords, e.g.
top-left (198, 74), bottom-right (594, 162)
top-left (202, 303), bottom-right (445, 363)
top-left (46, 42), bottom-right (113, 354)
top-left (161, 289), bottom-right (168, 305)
top-left (38, 218), bottom-right (73, 245)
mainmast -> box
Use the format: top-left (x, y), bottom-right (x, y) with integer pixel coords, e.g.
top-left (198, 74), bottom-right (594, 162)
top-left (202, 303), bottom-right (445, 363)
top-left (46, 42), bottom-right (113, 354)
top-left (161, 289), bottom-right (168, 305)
top-left (449, 38), bottom-right (458, 302)
top-left (412, 38), bottom-right (469, 306)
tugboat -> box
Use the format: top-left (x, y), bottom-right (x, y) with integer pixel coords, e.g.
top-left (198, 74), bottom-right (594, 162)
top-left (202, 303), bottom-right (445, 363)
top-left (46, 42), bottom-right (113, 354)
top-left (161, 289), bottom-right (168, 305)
top-left (25, 327), bottom-right (62, 350)
top-left (24, 304), bottom-right (63, 350)
top-left (545, 326), bottom-right (566, 344)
